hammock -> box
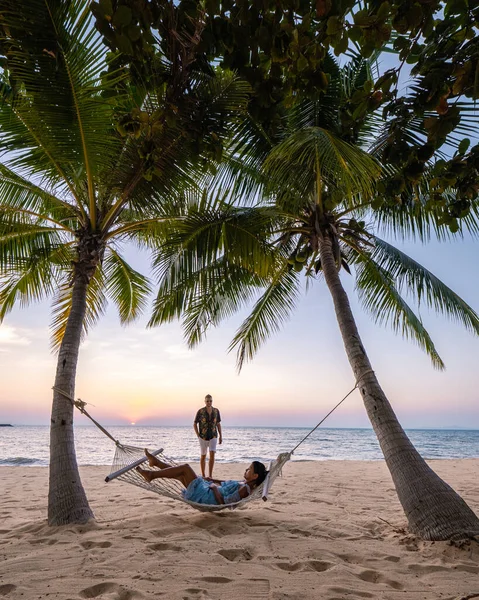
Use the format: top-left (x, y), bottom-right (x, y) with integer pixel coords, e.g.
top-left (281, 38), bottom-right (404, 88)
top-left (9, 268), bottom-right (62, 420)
top-left (105, 445), bottom-right (292, 512)
top-left (54, 376), bottom-right (364, 512)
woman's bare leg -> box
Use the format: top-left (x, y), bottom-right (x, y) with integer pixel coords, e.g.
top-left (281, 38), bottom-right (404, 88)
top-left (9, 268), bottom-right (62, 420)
top-left (136, 464), bottom-right (197, 488)
top-left (144, 448), bottom-right (170, 469)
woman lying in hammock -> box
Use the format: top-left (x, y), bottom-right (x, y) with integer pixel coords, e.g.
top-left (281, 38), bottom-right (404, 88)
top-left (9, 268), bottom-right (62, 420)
top-left (136, 449), bottom-right (268, 505)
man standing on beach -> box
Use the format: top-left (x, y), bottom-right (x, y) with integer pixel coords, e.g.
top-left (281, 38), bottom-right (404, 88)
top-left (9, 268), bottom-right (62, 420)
top-left (193, 394), bottom-right (222, 478)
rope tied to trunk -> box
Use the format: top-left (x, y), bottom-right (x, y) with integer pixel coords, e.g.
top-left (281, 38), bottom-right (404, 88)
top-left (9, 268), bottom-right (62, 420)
top-left (52, 386), bottom-right (121, 446)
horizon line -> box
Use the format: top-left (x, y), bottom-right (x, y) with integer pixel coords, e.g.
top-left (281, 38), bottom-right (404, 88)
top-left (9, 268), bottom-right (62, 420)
top-left (3, 424), bottom-right (479, 431)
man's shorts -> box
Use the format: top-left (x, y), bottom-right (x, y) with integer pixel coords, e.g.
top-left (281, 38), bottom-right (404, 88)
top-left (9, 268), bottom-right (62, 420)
top-left (198, 437), bottom-right (218, 455)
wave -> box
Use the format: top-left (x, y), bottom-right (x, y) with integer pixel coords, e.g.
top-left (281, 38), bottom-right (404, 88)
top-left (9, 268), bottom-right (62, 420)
top-left (0, 457), bottom-right (45, 466)
top-left (2, 427), bottom-right (479, 464)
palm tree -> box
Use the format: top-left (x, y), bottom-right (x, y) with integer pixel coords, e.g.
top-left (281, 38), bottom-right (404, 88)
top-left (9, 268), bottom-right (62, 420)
top-left (149, 56), bottom-right (479, 540)
top-left (0, 0), bottom-right (250, 525)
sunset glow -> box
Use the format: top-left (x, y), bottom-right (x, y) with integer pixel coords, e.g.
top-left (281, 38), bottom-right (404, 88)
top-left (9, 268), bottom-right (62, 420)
top-left (0, 238), bottom-right (478, 429)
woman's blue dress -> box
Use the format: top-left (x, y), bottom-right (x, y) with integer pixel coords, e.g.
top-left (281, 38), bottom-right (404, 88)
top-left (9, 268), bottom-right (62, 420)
top-left (182, 477), bottom-right (246, 505)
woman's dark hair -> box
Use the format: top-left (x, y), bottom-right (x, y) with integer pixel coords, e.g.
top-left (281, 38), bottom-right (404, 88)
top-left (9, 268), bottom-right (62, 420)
top-left (252, 461), bottom-right (268, 486)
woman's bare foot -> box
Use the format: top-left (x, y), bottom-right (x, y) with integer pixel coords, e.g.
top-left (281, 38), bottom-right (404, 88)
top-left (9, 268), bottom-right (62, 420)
top-left (145, 448), bottom-right (160, 468)
top-left (136, 466), bottom-right (154, 483)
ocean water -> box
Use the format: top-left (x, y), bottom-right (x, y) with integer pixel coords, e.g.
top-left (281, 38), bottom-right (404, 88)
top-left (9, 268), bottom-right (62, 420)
top-left (1, 425), bottom-right (478, 467)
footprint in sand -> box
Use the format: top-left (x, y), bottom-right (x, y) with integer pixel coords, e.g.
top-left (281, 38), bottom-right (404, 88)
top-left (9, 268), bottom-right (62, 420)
top-left (275, 560), bottom-right (334, 573)
top-left (328, 586), bottom-right (374, 599)
top-left (149, 529), bottom-right (182, 538)
top-left (308, 560), bottom-right (334, 572)
top-left (147, 542), bottom-right (182, 552)
top-left (275, 562), bottom-right (304, 572)
top-left (287, 527), bottom-right (313, 537)
top-left (195, 521), bottom-right (247, 537)
top-left (30, 538), bottom-right (58, 546)
top-left (383, 554), bottom-right (401, 563)
top-left (356, 569), bottom-right (403, 590)
top-left (310, 497), bottom-right (335, 506)
top-left (79, 582), bottom-right (142, 599)
top-left (0, 584), bottom-right (16, 597)
top-left (80, 541), bottom-right (113, 550)
top-left (181, 588), bottom-right (212, 600)
top-left (199, 577), bottom-right (233, 584)
top-left (454, 564), bottom-right (479, 574)
top-left (217, 548), bottom-right (253, 561)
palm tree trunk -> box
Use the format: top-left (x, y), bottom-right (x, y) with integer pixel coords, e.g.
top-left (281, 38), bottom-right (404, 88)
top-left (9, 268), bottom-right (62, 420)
top-left (48, 274), bottom-right (94, 525)
top-left (318, 232), bottom-right (479, 540)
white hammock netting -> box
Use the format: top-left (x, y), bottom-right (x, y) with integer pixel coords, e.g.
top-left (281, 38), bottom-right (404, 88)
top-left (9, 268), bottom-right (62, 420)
top-left (106, 445), bottom-right (292, 512)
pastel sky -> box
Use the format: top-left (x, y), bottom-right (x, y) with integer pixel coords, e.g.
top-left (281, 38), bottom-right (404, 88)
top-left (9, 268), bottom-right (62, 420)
top-left (1, 230), bottom-right (478, 429)
top-left (1, 49), bottom-right (478, 430)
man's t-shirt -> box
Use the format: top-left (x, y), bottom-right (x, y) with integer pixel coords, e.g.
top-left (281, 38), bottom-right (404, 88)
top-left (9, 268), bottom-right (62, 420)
top-left (195, 407), bottom-right (221, 440)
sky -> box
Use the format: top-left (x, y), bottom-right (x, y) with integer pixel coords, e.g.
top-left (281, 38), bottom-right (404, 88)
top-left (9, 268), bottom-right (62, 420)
top-left (1, 39), bottom-right (478, 430)
top-left (1, 230), bottom-right (478, 429)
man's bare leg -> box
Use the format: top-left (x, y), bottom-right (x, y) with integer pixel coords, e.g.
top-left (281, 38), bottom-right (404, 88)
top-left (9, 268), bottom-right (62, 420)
top-left (136, 464), bottom-right (197, 488)
top-left (208, 450), bottom-right (216, 478)
top-left (200, 454), bottom-right (206, 477)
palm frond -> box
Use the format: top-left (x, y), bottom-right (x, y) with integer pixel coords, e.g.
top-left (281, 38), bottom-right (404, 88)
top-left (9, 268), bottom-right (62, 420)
top-left (0, 210), bottom-right (70, 271)
top-left (0, 234), bottom-right (71, 321)
top-left (371, 237), bottom-right (479, 336)
top-left (350, 247), bottom-right (445, 369)
top-left (211, 114), bottom-right (271, 204)
top-left (101, 72), bottom-right (251, 229)
top-left (0, 0), bottom-right (126, 210)
top-left (372, 183), bottom-right (479, 242)
top-left (50, 267), bottom-right (107, 351)
top-left (263, 127), bottom-right (381, 205)
top-left (182, 266), bottom-right (261, 348)
top-left (340, 51), bottom-right (373, 99)
top-left (148, 192), bottom-right (281, 344)
top-left (152, 195), bottom-right (279, 284)
top-left (229, 266), bottom-right (301, 371)
top-left (103, 249), bottom-right (152, 324)
top-left (0, 164), bottom-right (79, 229)
top-left (149, 256), bottom-right (263, 347)
top-left (0, 95), bottom-right (82, 201)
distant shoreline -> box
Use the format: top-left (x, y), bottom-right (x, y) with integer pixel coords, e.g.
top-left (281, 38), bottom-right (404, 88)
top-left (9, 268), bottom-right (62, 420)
top-left (3, 457), bottom-right (479, 469)
top-left (3, 424), bottom-right (479, 430)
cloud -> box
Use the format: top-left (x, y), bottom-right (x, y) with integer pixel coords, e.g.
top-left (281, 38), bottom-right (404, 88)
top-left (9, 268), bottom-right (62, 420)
top-left (164, 344), bottom-right (197, 360)
top-left (0, 325), bottom-right (32, 348)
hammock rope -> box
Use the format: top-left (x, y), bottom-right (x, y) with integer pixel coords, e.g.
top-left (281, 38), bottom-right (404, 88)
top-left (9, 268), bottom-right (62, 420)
top-left (289, 369), bottom-right (373, 453)
top-left (53, 374), bottom-right (368, 512)
top-left (53, 387), bottom-right (121, 446)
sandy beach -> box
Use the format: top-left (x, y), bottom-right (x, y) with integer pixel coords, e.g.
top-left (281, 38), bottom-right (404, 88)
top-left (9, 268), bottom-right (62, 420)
top-left (1, 459), bottom-right (478, 600)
